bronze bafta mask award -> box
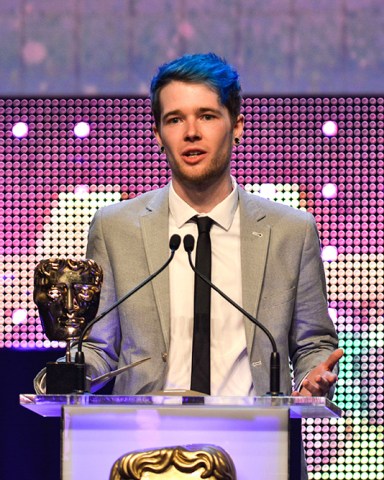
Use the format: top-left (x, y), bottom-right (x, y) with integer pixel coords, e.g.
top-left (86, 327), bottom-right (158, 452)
top-left (34, 258), bottom-right (103, 394)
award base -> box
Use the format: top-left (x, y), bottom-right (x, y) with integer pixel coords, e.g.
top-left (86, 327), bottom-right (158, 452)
top-left (46, 362), bottom-right (86, 394)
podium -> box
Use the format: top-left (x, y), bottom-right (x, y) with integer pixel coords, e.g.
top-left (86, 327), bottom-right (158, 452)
top-left (20, 394), bottom-right (341, 480)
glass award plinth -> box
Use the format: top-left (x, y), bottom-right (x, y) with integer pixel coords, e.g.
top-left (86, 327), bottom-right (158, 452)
top-left (20, 393), bottom-right (342, 480)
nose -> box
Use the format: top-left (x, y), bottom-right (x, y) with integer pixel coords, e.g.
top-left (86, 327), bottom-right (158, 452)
top-left (184, 119), bottom-right (201, 141)
top-left (65, 287), bottom-right (78, 313)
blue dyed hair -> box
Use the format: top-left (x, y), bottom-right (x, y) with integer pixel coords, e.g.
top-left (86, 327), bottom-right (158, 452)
top-left (150, 53), bottom-right (242, 127)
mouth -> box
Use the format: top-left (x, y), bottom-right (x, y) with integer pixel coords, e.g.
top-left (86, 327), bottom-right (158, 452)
top-left (181, 149), bottom-right (207, 164)
top-left (58, 315), bottom-right (85, 327)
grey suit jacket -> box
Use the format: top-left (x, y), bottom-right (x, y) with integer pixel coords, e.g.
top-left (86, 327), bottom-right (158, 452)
top-left (83, 184), bottom-right (338, 395)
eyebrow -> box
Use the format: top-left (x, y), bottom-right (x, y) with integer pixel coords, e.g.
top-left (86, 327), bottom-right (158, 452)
top-left (162, 107), bottom-right (223, 122)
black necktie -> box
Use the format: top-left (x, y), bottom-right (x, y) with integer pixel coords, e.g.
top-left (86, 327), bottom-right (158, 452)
top-left (191, 216), bottom-right (213, 395)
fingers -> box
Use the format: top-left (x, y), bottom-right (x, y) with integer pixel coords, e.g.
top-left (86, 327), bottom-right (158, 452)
top-left (292, 385), bottom-right (312, 397)
top-left (316, 371), bottom-right (338, 387)
top-left (300, 371), bottom-right (338, 396)
top-left (302, 379), bottom-right (327, 396)
top-left (292, 348), bottom-right (342, 397)
top-left (323, 348), bottom-right (344, 371)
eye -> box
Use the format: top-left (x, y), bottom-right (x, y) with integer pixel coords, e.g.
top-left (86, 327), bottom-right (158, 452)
top-left (47, 287), bottom-right (63, 301)
top-left (202, 114), bottom-right (215, 120)
top-left (166, 117), bottom-right (181, 125)
top-left (75, 285), bottom-right (97, 301)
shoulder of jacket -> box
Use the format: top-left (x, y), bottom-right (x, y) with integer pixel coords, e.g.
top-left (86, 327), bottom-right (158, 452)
top-left (240, 187), bottom-right (313, 224)
top-left (95, 187), bottom-right (166, 218)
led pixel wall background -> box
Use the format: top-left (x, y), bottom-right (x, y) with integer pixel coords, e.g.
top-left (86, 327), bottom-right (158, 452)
top-left (0, 95), bottom-right (383, 479)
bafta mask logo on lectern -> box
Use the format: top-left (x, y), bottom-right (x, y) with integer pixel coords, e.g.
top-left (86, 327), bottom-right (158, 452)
top-left (33, 258), bottom-right (103, 342)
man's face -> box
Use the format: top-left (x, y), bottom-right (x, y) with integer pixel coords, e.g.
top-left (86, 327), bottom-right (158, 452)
top-left (34, 267), bottom-right (101, 341)
top-left (154, 81), bottom-right (243, 193)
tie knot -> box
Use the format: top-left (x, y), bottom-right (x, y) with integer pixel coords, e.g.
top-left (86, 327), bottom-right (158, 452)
top-left (195, 216), bottom-right (213, 234)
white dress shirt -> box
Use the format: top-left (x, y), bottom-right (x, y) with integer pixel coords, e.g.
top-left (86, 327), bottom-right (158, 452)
top-left (165, 180), bottom-right (254, 396)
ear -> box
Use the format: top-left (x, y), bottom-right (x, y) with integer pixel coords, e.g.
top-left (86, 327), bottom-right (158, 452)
top-left (233, 114), bottom-right (244, 140)
top-left (153, 123), bottom-right (163, 150)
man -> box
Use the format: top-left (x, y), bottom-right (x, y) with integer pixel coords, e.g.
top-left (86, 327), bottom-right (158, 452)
top-left (79, 53), bottom-right (342, 399)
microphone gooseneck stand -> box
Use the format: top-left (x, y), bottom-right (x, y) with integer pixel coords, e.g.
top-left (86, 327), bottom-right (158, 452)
top-left (46, 234), bottom-right (181, 394)
top-left (183, 234), bottom-right (283, 396)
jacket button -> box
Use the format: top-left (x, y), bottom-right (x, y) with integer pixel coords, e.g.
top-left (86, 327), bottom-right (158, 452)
top-left (162, 352), bottom-right (168, 362)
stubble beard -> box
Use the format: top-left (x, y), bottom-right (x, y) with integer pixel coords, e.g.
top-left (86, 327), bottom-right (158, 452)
top-left (170, 151), bottom-right (232, 191)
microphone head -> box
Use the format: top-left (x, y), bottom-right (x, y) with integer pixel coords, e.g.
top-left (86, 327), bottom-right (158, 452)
top-left (169, 234), bottom-right (181, 252)
top-left (183, 234), bottom-right (195, 253)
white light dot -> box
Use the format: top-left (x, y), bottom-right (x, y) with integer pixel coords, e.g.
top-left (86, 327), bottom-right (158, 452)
top-left (322, 121), bottom-right (338, 137)
top-left (12, 122), bottom-right (29, 138)
top-left (322, 245), bottom-right (338, 262)
top-left (74, 184), bottom-right (90, 198)
top-left (322, 183), bottom-right (338, 199)
top-left (12, 309), bottom-right (28, 325)
top-left (328, 308), bottom-right (338, 324)
top-left (74, 122), bottom-right (90, 138)
top-left (259, 183), bottom-right (276, 199)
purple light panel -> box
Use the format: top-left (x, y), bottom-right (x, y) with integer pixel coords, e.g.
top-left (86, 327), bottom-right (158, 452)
top-left (0, 95), bottom-right (384, 479)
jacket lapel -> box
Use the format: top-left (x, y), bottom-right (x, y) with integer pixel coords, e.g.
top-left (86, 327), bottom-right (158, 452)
top-left (140, 185), bottom-right (172, 349)
top-left (239, 188), bottom-right (271, 356)
top-left (138, 185), bottom-right (271, 354)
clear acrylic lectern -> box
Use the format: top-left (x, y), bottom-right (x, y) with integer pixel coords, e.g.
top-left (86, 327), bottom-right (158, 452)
top-left (20, 394), bottom-right (341, 480)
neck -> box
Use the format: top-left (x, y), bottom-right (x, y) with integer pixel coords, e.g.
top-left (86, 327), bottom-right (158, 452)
top-left (172, 175), bottom-right (233, 213)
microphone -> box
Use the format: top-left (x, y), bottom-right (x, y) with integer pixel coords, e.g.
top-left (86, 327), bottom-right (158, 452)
top-left (53, 234), bottom-right (181, 394)
top-left (183, 234), bottom-right (282, 397)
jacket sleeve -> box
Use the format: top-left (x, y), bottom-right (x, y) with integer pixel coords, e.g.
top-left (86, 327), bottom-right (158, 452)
top-left (289, 213), bottom-right (339, 394)
top-left (80, 207), bottom-right (122, 389)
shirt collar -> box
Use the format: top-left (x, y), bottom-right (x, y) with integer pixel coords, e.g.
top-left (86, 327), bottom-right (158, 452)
top-left (169, 178), bottom-right (239, 231)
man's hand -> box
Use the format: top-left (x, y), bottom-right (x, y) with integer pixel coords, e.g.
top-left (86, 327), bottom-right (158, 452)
top-left (292, 348), bottom-right (344, 397)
